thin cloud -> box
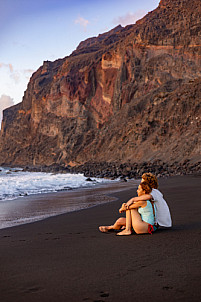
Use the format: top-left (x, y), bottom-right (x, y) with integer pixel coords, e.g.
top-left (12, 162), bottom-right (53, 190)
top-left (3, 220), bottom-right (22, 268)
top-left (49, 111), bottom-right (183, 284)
top-left (23, 69), bottom-right (34, 80)
top-left (24, 69), bottom-right (34, 75)
top-left (74, 16), bottom-right (89, 32)
top-left (9, 63), bottom-right (13, 73)
top-left (10, 72), bottom-right (20, 84)
top-left (0, 62), bottom-right (19, 83)
top-left (0, 94), bottom-right (14, 128)
top-left (0, 63), bottom-right (34, 83)
top-left (113, 10), bottom-right (146, 26)
top-left (0, 63), bottom-right (14, 73)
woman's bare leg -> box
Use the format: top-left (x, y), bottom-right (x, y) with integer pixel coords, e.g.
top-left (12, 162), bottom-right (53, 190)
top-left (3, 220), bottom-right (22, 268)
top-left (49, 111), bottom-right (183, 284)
top-left (130, 209), bottom-right (149, 234)
top-left (99, 217), bottom-right (126, 232)
top-left (117, 209), bottom-right (149, 235)
top-left (117, 210), bottom-right (132, 235)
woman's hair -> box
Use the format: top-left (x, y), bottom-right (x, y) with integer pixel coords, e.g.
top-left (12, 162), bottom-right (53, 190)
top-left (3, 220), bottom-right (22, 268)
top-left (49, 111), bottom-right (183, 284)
top-left (142, 173), bottom-right (158, 189)
top-left (140, 181), bottom-right (152, 194)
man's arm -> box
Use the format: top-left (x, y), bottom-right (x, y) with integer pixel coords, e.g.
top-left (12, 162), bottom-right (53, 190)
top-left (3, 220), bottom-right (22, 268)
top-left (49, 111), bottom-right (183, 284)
top-left (119, 200), bottom-right (146, 213)
top-left (128, 200), bottom-right (146, 209)
top-left (126, 194), bottom-right (152, 207)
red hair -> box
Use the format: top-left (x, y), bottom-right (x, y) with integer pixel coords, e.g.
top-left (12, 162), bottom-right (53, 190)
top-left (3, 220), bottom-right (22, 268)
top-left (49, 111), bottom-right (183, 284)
top-left (142, 173), bottom-right (158, 189)
top-left (140, 181), bottom-right (152, 194)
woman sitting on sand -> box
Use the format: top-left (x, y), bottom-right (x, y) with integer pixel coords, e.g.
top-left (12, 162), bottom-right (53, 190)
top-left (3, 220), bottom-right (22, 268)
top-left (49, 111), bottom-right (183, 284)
top-left (99, 181), bottom-right (157, 235)
top-left (99, 173), bottom-right (172, 235)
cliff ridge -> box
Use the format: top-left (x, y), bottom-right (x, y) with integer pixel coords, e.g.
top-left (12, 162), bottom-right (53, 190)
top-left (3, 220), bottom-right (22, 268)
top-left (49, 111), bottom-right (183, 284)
top-left (0, 0), bottom-right (200, 168)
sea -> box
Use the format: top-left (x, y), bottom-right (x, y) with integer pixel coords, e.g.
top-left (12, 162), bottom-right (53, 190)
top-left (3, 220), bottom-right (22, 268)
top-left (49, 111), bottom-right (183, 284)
top-left (0, 166), bottom-right (132, 230)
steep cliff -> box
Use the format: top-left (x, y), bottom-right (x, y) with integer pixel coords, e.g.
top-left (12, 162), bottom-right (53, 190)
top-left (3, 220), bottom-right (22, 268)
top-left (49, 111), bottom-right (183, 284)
top-left (0, 0), bottom-right (200, 167)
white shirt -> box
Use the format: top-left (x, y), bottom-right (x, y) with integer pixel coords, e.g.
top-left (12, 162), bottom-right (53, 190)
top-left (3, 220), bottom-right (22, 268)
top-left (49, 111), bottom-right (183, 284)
top-left (151, 189), bottom-right (172, 227)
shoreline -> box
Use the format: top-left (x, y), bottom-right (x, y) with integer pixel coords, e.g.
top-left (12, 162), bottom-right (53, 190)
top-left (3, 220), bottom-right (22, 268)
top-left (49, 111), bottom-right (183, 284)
top-left (2, 159), bottom-right (200, 179)
top-left (0, 175), bottom-right (201, 302)
top-left (0, 179), bottom-right (139, 230)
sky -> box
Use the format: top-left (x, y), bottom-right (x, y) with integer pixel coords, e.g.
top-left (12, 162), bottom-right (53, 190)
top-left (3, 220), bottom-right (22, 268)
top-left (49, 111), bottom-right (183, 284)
top-left (0, 0), bottom-right (160, 124)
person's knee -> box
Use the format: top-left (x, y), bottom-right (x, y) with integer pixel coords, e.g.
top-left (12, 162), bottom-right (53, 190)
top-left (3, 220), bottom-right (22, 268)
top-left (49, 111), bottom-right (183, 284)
top-left (116, 217), bottom-right (124, 225)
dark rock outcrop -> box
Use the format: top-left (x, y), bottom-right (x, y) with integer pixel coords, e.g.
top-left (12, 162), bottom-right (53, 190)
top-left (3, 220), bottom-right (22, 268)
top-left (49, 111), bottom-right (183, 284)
top-left (0, 0), bottom-right (200, 172)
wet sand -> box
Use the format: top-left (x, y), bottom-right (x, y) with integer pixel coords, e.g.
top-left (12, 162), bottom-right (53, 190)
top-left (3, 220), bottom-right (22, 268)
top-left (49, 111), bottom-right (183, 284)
top-left (0, 180), bottom-right (138, 229)
top-left (0, 175), bottom-right (201, 302)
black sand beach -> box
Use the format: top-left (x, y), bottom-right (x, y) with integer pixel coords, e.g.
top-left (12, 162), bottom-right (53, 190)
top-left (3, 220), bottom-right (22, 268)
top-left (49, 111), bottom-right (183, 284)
top-left (0, 176), bottom-right (201, 302)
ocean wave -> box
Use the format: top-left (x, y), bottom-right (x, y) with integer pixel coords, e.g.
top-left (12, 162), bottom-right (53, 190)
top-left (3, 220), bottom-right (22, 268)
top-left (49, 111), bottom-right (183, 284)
top-left (0, 167), bottom-right (115, 201)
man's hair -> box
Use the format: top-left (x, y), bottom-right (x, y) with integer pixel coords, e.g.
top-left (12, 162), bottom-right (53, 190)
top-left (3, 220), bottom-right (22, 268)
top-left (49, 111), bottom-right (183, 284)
top-left (140, 181), bottom-right (152, 194)
top-left (142, 173), bottom-right (158, 189)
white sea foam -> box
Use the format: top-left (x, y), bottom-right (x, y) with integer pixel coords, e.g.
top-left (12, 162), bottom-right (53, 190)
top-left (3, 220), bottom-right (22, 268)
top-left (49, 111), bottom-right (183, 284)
top-left (0, 166), bottom-right (121, 229)
top-left (0, 167), bottom-right (115, 201)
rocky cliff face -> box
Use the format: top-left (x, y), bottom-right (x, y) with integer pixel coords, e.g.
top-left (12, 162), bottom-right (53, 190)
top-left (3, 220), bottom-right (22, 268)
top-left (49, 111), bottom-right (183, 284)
top-left (0, 0), bottom-right (200, 167)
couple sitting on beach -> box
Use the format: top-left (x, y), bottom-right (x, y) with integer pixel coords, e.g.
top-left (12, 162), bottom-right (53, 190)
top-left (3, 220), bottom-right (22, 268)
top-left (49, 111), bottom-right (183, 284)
top-left (99, 173), bottom-right (172, 235)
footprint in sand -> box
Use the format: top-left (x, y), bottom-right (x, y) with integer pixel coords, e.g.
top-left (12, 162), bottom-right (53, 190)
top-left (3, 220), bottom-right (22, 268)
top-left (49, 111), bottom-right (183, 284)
top-left (83, 291), bottom-right (109, 302)
top-left (100, 291), bottom-right (109, 297)
top-left (162, 286), bottom-right (173, 290)
top-left (156, 269), bottom-right (163, 276)
top-left (22, 286), bottom-right (45, 294)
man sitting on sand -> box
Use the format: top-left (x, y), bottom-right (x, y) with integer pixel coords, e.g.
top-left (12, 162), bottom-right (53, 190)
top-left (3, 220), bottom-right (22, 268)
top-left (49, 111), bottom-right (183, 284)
top-left (99, 173), bottom-right (172, 234)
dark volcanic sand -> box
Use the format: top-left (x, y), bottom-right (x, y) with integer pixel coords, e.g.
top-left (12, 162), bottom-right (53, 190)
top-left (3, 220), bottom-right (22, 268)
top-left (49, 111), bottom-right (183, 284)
top-left (0, 176), bottom-right (201, 302)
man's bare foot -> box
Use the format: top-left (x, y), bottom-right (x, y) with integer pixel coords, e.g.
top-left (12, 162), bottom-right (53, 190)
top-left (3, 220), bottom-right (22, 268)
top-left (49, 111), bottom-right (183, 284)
top-left (116, 229), bottom-right (132, 236)
top-left (99, 226), bottom-right (110, 233)
top-left (119, 203), bottom-right (127, 213)
top-left (119, 207), bottom-right (124, 213)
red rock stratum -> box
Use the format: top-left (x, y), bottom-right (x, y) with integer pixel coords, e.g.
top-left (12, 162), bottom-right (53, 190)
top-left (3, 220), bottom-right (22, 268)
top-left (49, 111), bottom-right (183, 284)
top-left (0, 0), bottom-right (200, 166)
